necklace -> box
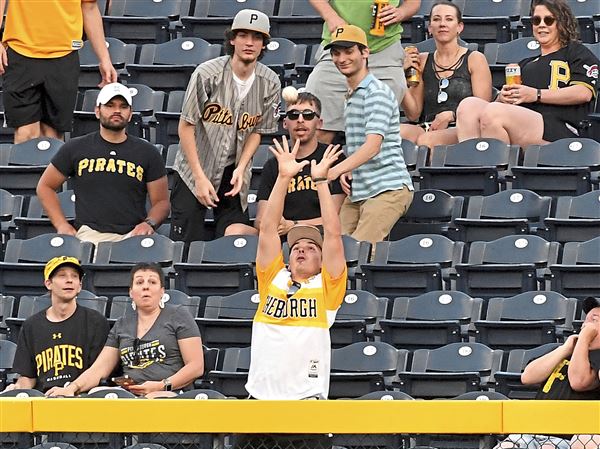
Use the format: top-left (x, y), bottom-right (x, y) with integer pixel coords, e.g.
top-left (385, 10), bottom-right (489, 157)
top-left (433, 47), bottom-right (464, 74)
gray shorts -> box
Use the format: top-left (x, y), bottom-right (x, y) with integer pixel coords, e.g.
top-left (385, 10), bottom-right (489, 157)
top-left (305, 40), bottom-right (407, 132)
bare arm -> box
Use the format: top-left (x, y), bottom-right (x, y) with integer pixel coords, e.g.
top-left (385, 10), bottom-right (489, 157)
top-left (328, 134), bottom-right (383, 180)
top-left (257, 139), bottom-right (309, 269)
top-left (226, 132), bottom-right (261, 197)
top-left (469, 51), bottom-right (493, 102)
top-left (130, 176), bottom-right (170, 236)
top-left (309, 0), bottom-right (346, 33)
top-left (128, 336), bottom-right (204, 395)
top-left (45, 346), bottom-right (120, 396)
top-left (178, 119), bottom-right (218, 208)
top-left (311, 146), bottom-right (346, 278)
top-left (568, 322), bottom-right (600, 391)
top-left (379, 0), bottom-right (421, 26)
top-left (5, 376), bottom-right (36, 391)
top-left (81, 1), bottom-right (117, 86)
top-left (521, 335), bottom-right (577, 385)
top-left (401, 53), bottom-right (427, 121)
top-left (501, 83), bottom-right (593, 106)
top-left (36, 164), bottom-right (76, 235)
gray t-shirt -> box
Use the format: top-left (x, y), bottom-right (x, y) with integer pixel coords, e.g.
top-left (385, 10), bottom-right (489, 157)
top-left (106, 304), bottom-right (200, 387)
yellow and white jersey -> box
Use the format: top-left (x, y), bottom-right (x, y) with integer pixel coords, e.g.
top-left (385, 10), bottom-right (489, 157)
top-left (246, 253), bottom-right (347, 399)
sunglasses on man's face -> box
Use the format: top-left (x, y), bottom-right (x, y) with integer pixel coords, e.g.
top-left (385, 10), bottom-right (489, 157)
top-left (285, 109), bottom-right (319, 121)
top-left (532, 15), bottom-right (556, 26)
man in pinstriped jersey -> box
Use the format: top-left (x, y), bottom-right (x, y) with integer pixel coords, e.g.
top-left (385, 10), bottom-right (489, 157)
top-left (170, 9), bottom-right (281, 243)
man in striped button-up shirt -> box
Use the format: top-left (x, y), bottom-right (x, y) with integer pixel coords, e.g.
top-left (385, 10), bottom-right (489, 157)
top-left (325, 25), bottom-right (414, 247)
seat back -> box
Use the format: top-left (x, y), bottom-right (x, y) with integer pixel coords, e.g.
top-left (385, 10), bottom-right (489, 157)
top-left (374, 234), bottom-right (463, 267)
top-left (522, 138), bottom-right (600, 168)
top-left (205, 0), bottom-right (276, 16)
top-left (485, 291), bottom-right (576, 324)
top-left (412, 342), bottom-right (502, 377)
top-left (561, 237), bottom-right (600, 264)
top-left (94, 234), bottom-right (184, 265)
top-left (336, 290), bottom-right (387, 322)
top-left (8, 138), bottom-right (63, 166)
top-left (432, 138), bottom-right (519, 168)
top-left (393, 291), bottom-right (482, 322)
top-left (554, 191), bottom-right (600, 219)
top-left (3, 234), bottom-right (94, 263)
top-left (331, 342), bottom-right (408, 375)
top-left (79, 37), bottom-right (137, 66)
top-left (138, 38), bottom-right (221, 65)
top-left (203, 290), bottom-right (259, 319)
top-left (187, 235), bottom-right (258, 264)
top-left (467, 190), bottom-right (551, 221)
top-left (467, 235), bottom-right (559, 266)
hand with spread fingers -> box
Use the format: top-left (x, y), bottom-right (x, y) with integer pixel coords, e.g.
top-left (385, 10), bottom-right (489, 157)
top-left (269, 137), bottom-right (310, 178)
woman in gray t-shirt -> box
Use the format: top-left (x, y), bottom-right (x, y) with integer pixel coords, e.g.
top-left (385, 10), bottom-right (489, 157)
top-left (46, 263), bottom-right (204, 397)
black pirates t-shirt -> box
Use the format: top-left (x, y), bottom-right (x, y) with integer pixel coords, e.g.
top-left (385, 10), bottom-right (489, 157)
top-left (12, 306), bottom-right (109, 392)
top-left (256, 143), bottom-right (346, 221)
top-left (51, 131), bottom-right (167, 234)
top-left (535, 349), bottom-right (600, 400)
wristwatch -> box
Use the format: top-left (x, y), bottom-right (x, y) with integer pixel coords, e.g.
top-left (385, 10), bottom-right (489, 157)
top-left (162, 377), bottom-right (172, 392)
top-left (144, 218), bottom-right (158, 230)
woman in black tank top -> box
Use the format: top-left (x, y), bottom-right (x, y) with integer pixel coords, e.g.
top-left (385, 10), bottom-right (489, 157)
top-left (400, 1), bottom-right (492, 152)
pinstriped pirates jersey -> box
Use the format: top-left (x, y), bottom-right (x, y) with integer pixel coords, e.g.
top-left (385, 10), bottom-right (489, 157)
top-left (174, 55), bottom-right (280, 210)
top-left (246, 253), bottom-right (347, 399)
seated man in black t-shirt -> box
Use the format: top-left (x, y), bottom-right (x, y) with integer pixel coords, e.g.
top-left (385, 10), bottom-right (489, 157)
top-left (36, 83), bottom-right (170, 246)
top-left (4, 256), bottom-right (109, 393)
top-left (254, 92), bottom-right (346, 237)
top-left (495, 296), bottom-right (600, 449)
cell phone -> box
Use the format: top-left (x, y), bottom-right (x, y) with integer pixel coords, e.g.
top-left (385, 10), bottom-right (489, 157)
top-left (111, 375), bottom-right (137, 387)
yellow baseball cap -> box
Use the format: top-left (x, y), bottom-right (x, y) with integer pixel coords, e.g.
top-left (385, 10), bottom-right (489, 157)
top-left (324, 25), bottom-right (369, 50)
top-left (44, 256), bottom-right (84, 281)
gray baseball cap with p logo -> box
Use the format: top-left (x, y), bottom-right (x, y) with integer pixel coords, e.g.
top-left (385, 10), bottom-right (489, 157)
top-left (231, 9), bottom-right (270, 38)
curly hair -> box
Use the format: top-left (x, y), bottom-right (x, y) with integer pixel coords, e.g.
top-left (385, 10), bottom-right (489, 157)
top-left (530, 0), bottom-right (579, 46)
top-left (224, 28), bottom-right (269, 61)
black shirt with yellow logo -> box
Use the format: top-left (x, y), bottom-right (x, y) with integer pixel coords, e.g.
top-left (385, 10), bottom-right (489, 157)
top-left (535, 349), bottom-right (600, 400)
top-left (12, 306), bottom-right (109, 392)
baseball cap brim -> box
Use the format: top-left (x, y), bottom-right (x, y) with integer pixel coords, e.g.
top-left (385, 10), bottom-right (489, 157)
top-left (287, 225), bottom-right (323, 250)
top-left (324, 40), bottom-right (359, 50)
top-left (44, 256), bottom-right (85, 281)
top-left (583, 296), bottom-right (600, 314)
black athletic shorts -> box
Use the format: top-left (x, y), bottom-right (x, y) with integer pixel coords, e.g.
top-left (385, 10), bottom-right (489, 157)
top-left (3, 47), bottom-right (79, 132)
top-left (169, 165), bottom-right (251, 243)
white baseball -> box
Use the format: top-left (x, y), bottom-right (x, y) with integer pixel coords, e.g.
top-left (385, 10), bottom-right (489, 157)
top-left (282, 86), bottom-right (298, 103)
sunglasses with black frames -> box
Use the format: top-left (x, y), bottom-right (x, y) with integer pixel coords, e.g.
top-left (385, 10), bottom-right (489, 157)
top-left (532, 15), bottom-right (556, 26)
top-left (285, 109), bottom-right (320, 121)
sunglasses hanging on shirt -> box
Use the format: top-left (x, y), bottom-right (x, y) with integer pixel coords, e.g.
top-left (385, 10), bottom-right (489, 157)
top-left (437, 78), bottom-right (450, 103)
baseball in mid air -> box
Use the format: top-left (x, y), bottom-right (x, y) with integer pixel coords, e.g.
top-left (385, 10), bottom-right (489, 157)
top-left (281, 86), bottom-right (299, 103)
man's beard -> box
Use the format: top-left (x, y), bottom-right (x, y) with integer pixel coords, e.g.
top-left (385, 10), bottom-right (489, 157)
top-left (100, 116), bottom-right (128, 131)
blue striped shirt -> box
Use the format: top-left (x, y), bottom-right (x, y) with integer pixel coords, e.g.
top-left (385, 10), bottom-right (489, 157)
top-left (344, 73), bottom-right (413, 202)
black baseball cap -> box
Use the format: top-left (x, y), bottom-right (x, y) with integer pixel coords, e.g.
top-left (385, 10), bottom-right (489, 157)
top-left (583, 297), bottom-right (600, 314)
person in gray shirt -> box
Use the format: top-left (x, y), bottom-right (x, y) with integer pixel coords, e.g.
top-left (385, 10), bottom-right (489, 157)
top-left (46, 262), bottom-right (204, 397)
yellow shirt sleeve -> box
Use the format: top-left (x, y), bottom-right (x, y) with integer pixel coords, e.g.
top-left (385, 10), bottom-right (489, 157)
top-left (321, 264), bottom-right (348, 311)
top-left (257, 252), bottom-right (285, 296)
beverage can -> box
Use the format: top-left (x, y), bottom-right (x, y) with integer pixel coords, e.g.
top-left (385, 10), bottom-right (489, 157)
top-left (404, 45), bottom-right (420, 87)
top-left (505, 63), bottom-right (522, 85)
top-left (370, 0), bottom-right (389, 37)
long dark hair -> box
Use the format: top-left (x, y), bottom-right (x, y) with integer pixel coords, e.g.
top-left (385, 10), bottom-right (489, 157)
top-left (530, 0), bottom-right (579, 46)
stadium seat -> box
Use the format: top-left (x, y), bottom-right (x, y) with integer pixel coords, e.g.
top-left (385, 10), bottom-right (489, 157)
top-left (78, 37), bottom-right (137, 89)
top-left (261, 37), bottom-right (308, 86)
top-left (361, 234), bottom-right (465, 298)
top-left (172, 389), bottom-right (228, 399)
top-left (103, 0), bottom-right (193, 44)
top-left (270, 0), bottom-right (323, 46)
top-left (389, 189), bottom-right (464, 240)
top-left (205, 346), bottom-right (251, 398)
top-left (418, 138), bottom-right (520, 198)
top-left (154, 91), bottom-right (185, 148)
top-left (510, 138), bottom-right (600, 199)
top-left (0, 189), bottom-right (25, 254)
top-left (84, 388), bottom-right (137, 398)
top-left (0, 138), bottom-right (63, 197)
top-left (195, 290), bottom-right (258, 349)
top-left (83, 235), bottom-right (184, 298)
top-left (494, 342), bottom-right (561, 399)
top-left (332, 290), bottom-right (388, 347)
top-left (542, 191), bottom-right (600, 244)
top-left (173, 235), bottom-right (257, 299)
top-left (0, 295), bottom-right (15, 338)
top-left (379, 291), bottom-right (483, 351)
top-left (0, 340), bottom-right (17, 390)
top-left (13, 190), bottom-right (75, 240)
top-left (400, 139), bottom-right (429, 182)
top-left (454, 235), bottom-right (560, 300)
top-left (330, 342), bottom-right (409, 398)
top-left (484, 37), bottom-right (541, 89)
top-left (249, 144), bottom-right (272, 190)
top-left (550, 236), bottom-right (600, 299)
top-left (0, 235), bottom-right (94, 298)
top-left (473, 291), bottom-right (577, 352)
top-left (449, 189), bottom-right (551, 244)
top-left (181, 0), bottom-right (277, 44)
top-left (124, 445), bottom-right (168, 449)
top-left (395, 342), bottom-right (503, 399)
top-left (460, 0), bottom-right (524, 50)
top-left (126, 38), bottom-right (222, 92)
top-left (73, 84), bottom-right (166, 139)
top-left (28, 444), bottom-right (81, 449)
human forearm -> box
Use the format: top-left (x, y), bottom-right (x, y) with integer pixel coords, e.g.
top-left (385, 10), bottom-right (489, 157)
top-left (37, 184), bottom-right (71, 231)
top-left (401, 88), bottom-right (423, 122)
top-left (316, 183), bottom-right (341, 238)
top-left (81, 2), bottom-right (111, 66)
top-left (568, 326), bottom-right (600, 391)
top-left (13, 376), bottom-right (36, 390)
top-left (329, 135), bottom-right (382, 179)
top-left (178, 120), bottom-right (207, 181)
top-left (145, 199), bottom-right (170, 225)
top-left (237, 133), bottom-right (261, 171)
top-left (537, 84), bottom-right (593, 105)
top-left (521, 342), bottom-right (573, 385)
top-left (396, 0), bottom-right (421, 21)
top-left (309, 0), bottom-right (345, 32)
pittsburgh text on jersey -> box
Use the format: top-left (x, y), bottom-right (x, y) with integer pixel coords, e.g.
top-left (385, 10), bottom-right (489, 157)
top-left (262, 295), bottom-right (318, 319)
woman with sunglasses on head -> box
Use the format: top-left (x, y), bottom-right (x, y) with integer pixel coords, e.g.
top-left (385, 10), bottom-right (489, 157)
top-left (400, 1), bottom-right (492, 150)
top-left (45, 262), bottom-right (204, 398)
top-left (456, 0), bottom-right (599, 147)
